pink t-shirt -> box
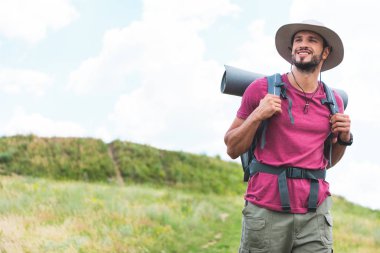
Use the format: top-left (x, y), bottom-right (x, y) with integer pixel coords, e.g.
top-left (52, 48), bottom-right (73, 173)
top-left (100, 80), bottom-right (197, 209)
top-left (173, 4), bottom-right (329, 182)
top-left (237, 73), bottom-right (344, 213)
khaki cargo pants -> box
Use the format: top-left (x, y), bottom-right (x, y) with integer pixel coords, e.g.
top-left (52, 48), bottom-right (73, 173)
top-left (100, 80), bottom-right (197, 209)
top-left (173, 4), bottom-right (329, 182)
top-left (239, 197), bottom-right (333, 253)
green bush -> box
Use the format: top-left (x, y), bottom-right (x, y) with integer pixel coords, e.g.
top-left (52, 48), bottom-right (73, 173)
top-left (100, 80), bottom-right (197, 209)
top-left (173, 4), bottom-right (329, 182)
top-left (0, 135), bottom-right (245, 195)
top-left (111, 140), bottom-right (245, 195)
top-left (0, 152), bottom-right (13, 163)
top-left (0, 135), bottom-right (114, 181)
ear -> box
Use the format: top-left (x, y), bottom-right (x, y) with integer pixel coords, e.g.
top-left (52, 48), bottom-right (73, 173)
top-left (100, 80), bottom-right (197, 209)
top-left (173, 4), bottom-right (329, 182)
top-left (322, 47), bottom-right (331, 60)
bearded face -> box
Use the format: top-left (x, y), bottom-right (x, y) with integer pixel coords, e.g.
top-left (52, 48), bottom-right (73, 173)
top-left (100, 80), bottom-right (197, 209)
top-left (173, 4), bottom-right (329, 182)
top-left (290, 31), bottom-right (328, 73)
top-left (291, 49), bottom-right (323, 73)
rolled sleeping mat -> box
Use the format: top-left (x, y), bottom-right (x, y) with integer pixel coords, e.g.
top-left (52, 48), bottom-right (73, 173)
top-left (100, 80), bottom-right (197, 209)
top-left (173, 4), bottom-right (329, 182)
top-left (220, 65), bottom-right (265, 97)
top-left (220, 65), bottom-right (348, 110)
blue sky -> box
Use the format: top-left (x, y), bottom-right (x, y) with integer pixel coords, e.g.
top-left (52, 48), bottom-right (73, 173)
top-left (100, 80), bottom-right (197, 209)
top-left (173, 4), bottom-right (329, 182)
top-left (0, 0), bottom-right (379, 210)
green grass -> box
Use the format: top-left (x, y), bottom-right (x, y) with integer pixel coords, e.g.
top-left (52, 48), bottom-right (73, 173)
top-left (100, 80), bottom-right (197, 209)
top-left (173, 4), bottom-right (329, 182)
top-left (332, 196), bottom-right (380, 252)
top-left (0, 175), bottom-right (379, 253)
top-left (0, 175), bottom-right (243, 253)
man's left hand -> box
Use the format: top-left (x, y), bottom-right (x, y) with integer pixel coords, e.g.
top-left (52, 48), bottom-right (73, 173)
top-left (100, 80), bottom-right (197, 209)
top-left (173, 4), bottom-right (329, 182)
top-left (330, 113), bottom-right (351, 143)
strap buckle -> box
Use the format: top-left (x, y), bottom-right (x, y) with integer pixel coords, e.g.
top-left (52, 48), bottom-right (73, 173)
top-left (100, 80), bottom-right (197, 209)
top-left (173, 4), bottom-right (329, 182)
top-left (286, 167), bottom-right (304, 179)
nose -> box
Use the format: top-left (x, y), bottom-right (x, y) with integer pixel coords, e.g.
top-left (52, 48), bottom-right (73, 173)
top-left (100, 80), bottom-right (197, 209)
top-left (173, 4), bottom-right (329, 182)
top-left (298, 46), bottom-right (310, 51)
top-left (294, 38), bottom-right (310, 48)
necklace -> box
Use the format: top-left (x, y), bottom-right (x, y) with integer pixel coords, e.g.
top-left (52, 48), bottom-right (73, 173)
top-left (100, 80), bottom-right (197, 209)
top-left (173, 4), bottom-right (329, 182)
top-left (291, 71), bottom-right (319, 114)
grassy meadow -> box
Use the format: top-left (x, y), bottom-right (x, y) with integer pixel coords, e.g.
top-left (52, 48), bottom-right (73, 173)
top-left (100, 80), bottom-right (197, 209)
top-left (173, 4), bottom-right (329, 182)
top-left (0, 175), bottom-right (243, 253)
top-left (0, 175), bottom-right (379, 253)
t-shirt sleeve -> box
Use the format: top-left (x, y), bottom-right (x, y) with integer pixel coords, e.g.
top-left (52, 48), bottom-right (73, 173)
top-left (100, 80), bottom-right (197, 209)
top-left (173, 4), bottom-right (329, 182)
top-left (236, 77), bottom-right (267, 119)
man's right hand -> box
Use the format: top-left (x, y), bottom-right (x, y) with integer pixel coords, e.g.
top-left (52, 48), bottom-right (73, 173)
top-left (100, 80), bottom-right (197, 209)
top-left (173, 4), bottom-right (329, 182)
top-left (254, 94), bottom-right (282, 121)
top-left (224, 94), bottom-right (282, 159)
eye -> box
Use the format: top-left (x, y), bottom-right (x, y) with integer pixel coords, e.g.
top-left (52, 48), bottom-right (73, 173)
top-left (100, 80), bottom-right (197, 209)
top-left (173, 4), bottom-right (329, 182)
top-left (309, 38), bottom-right (318, 43)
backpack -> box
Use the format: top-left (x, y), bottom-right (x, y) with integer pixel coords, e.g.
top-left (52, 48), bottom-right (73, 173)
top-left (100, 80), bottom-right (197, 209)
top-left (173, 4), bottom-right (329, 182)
top-left (240, 73), bottom-right (345, 182)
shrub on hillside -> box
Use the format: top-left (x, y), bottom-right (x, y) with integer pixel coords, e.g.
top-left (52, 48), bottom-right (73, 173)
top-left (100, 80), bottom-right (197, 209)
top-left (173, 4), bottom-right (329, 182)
top-left (0, 135), bottom-right (245, 195)
top-left (111, 140), bottom-right (245, 195)
top-left (0, 135), bottom-right (114, 181)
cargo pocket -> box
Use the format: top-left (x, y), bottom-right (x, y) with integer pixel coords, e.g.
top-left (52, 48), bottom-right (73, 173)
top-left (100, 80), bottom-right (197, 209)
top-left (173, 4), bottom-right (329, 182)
top-left (242, 217), bottom-right (267, 250)
top-left (319, 213), bottom-right (333, 246)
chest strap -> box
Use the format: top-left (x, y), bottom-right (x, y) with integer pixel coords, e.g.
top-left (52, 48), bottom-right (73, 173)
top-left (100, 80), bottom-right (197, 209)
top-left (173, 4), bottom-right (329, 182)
top-left (249, 161), bottom-right (326, 212)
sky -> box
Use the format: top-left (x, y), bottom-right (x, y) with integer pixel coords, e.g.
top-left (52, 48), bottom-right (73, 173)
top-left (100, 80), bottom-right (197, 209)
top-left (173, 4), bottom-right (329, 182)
top-left (0, 0), bottom-right (379, 210)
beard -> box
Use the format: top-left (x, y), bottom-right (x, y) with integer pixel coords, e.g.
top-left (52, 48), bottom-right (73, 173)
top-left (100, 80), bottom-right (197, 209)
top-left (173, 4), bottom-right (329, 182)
top-left (291, 52), bottom-right (323, 73)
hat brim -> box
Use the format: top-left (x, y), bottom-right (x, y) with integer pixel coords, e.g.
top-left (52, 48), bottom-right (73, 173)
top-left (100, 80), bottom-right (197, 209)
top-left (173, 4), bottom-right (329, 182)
top-left (275, 23), bottom-right (344, 71)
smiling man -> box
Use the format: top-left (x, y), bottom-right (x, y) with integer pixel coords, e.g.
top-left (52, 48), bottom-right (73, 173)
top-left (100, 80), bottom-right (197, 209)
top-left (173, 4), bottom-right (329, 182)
top-left (224, 20), bottom-right (352, 253)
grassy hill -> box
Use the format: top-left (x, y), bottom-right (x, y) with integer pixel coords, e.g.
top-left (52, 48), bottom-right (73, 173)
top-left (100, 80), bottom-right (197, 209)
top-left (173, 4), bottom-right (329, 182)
top-left (0, 135), bottom-right (244, 195)
top-left (0, 135), bottom-right (379, 252)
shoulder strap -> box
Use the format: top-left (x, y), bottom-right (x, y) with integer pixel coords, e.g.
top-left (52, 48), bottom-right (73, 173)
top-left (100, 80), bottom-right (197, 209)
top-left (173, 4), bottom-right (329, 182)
top-left (321, 82), bottom-right (339, 167)
top-left (266, 73), bottom-right (282, 96)
top-left (259, 73), bottom-right (282, 149)
top-left (321, 82), bottom-right (339, 114)
top-left (240, 73), bottom-right (282, 182)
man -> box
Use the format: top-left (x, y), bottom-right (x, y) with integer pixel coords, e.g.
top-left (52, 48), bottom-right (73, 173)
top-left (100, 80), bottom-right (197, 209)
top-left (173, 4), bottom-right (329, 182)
top-left (224, 20), bottom-right (352, 253)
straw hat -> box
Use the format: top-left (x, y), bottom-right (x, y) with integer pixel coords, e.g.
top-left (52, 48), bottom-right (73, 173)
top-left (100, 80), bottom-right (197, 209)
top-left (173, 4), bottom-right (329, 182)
top-left (275, 20), bottom-right (344, 71)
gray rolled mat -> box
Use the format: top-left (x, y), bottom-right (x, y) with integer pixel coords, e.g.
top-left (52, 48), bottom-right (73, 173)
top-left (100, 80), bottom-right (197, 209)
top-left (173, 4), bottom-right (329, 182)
top-left (220, 65), bottom-right (348, 110)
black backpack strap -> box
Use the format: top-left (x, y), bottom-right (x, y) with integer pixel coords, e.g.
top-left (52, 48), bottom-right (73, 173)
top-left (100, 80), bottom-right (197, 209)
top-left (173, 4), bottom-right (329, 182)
top-left (240, 73), bottom-right (294, 182)
top-left (321, 82), bottom-right (339, 114)
top-left (240, 74), bottom-right (281, 182)
top-left (321, 82), bottom-right (339, 166)
top-left (241, 142), bottom-right (254, 182)
top-left (260, 74), bottom-right (282, 149)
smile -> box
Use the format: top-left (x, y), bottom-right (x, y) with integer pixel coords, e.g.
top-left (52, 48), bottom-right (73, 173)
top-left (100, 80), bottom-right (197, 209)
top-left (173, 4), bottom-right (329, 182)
top-left (296, 48), bottom-right (312, 56)
top-left (298, 52), bottom-right (309, 56)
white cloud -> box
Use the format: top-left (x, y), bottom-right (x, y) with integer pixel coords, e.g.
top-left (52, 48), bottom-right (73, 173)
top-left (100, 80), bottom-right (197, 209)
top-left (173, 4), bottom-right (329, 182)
top-left (68, 0), bottom-right (240, 94)
top-left (109, 88), bottom-right (167, 142)
top-left (67, 0), bottom-right (240, 156)
top-left (142, 0), bottom-right (240, 30)
top-left (3, 107), bottom-right (86, 137)
top-left (0, 0), bottom-right (79, 43)
top-left (0, 68), bottom-right (52, 96)
top-left (231, 19), bottom-right (289, 75)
